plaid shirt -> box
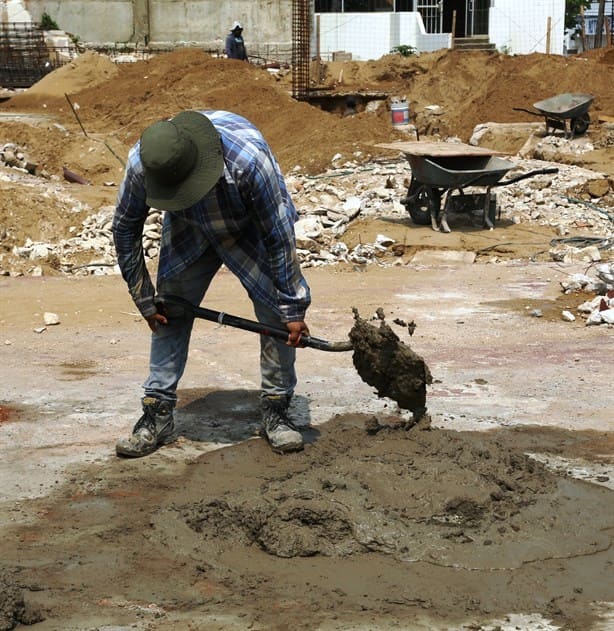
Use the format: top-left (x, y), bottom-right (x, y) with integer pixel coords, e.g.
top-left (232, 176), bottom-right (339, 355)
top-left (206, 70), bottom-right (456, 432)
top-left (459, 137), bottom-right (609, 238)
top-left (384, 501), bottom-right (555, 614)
top-left (113, 110), bottom-right (311, 322)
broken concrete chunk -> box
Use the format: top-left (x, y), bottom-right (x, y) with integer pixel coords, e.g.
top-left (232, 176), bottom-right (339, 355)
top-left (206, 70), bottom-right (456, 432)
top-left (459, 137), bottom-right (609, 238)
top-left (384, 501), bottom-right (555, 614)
top-left (43, 312), bottom-right (60, 325)
top-left (600, 309), bottom-right (614, 324)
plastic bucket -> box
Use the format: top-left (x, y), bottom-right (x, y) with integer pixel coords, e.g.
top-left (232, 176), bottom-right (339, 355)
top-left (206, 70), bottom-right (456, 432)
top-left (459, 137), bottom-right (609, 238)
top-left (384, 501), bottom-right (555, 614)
top-left (391, 99), bottom-right (409, 127)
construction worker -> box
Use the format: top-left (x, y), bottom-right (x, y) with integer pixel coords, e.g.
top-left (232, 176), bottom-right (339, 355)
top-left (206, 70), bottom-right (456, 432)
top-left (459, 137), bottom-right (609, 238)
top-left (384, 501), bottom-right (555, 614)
top-left (112, 110), bottom-right (311, 458)
top-left (225, 21), bottom-right (248, 61)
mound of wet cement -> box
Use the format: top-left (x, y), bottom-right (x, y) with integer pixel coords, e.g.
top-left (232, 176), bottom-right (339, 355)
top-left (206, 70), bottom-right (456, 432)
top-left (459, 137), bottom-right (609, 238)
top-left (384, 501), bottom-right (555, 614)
top-left (173, 418), bottom-right (611, 570)
top-left (0, 573), bottom-right (44, 630)
top-left (349, 308), bottom-right (432, 415)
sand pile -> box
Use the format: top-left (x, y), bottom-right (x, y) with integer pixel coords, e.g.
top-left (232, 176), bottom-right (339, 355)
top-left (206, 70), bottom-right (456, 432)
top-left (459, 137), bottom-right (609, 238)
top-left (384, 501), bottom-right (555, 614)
top-left (3, 46), bottom-right (614, 177)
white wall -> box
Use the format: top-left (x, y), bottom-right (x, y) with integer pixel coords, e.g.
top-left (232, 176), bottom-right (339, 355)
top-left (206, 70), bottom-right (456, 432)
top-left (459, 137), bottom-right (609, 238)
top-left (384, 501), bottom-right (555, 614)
top-left (3, 0), bottom-right (33, 22)
top-left (18, 0), bottom-right (564, 57)
top-left (316, 12), bottom-right (450, 61)
top-left (489, 0), bottom-right (565, 54)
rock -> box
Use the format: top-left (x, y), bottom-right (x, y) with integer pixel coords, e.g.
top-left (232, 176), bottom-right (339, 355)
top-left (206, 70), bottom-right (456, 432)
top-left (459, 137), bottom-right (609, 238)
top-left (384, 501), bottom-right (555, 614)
top-left (586, 178), bottom-right (611, 198)
top-left (561, 310), bottom-right (576, 322)
top-left (375, 234), bottom-right (395, 246)
top-left (43, 312), bottom-right (60, 325)
top-left (294, 216), bottom-right (324, 240)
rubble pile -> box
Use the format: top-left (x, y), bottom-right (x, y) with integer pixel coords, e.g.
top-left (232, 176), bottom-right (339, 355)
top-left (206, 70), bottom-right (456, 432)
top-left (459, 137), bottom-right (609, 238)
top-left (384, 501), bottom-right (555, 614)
top-left (560, 262), bottom-right (614, 325)
top-left (1, 153), bottom-right (612, 279)
top-left (1, 143), bottom-right (38, 175)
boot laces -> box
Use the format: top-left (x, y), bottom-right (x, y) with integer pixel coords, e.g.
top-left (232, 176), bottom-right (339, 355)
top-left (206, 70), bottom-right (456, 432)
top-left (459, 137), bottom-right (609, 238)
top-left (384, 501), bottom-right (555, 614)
top-left (262, 398), bottom-right (298, 432)
top-left (134, 405), bottom-right (157, 435)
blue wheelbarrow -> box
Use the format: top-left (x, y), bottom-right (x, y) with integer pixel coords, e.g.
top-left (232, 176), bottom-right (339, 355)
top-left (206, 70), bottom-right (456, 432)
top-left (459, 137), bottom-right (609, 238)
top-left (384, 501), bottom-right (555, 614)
top-left (513, 93), bottom-right (594, 138)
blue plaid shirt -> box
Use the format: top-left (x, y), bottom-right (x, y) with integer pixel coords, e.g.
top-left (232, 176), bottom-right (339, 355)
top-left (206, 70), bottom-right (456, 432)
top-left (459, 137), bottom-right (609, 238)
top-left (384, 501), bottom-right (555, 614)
top-left (113, 110), bottom-right (311, 321)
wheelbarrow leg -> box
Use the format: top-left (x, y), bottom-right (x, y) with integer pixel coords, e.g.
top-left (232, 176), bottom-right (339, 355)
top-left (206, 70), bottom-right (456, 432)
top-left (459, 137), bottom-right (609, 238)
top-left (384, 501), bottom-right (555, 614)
top-left (438, 190), bottom-right (452, 234)
top-left (483, 188), bottom-right (495, 230)
top-left (430, 204), bottom-right (439, 232)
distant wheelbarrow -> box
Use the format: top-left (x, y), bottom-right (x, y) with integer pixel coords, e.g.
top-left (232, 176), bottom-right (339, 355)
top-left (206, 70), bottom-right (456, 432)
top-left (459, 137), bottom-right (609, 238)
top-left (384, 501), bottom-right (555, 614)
top-left (513, 93), bottom-right (594, 138)
top-left (378, 141), bottom-right (558, 233)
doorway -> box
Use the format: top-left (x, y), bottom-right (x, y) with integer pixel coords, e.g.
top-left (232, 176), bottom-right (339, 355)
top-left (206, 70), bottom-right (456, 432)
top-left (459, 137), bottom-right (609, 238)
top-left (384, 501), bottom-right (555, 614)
top-left (442, 0), bottom-right (489, 37)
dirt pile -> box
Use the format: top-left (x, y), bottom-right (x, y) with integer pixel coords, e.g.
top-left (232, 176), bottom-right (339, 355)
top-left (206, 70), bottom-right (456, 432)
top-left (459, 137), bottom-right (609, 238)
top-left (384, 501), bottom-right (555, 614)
top-left (0, 47), bottom-right (612, 275)
top-left (3, 47), bottom-right (614, 178)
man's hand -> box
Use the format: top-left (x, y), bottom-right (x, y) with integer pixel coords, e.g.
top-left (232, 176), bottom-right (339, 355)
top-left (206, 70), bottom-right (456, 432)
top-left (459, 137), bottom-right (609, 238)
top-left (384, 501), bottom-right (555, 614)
top-left (286, 321), bottom-right (309, 347)
top-left (146, 310), bottom-right (168, 333)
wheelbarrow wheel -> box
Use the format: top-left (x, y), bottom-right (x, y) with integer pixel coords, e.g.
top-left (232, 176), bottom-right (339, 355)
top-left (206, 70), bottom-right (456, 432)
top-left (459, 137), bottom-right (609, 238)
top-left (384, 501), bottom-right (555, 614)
top-left (571, 112), bottom-right (590, 136)
top-left (404, 180), bottom-right (441, 226)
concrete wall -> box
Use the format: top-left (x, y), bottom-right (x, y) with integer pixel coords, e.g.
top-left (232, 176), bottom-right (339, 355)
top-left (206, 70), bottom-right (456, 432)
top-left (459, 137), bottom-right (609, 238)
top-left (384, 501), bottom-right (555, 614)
top-left (317, 12), bottom-right (450, 61)
top-left (22, 0), bottom-right (293, 48)
top-left (489, 0), bottom-right (565, 54)
top-left (3, 0), bottom-right (33, 22)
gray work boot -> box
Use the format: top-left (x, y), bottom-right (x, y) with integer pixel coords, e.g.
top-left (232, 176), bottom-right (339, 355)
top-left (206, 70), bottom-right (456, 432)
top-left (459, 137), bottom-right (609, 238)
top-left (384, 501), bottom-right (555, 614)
top-left (115, 397), bottom-right (175, 458)
top-left (261, 395), bottom-right (303, 453)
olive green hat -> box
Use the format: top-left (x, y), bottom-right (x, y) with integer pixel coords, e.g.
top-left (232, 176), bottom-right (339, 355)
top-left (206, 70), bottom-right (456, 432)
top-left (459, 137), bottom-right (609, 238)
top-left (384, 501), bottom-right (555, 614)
top-left (139, 110), bottom-right (224, 211)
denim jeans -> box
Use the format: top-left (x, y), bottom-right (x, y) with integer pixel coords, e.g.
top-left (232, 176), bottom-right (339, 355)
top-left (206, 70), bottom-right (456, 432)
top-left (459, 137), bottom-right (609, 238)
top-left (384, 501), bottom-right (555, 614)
top-left (143, 248), bottom-right (297, 406)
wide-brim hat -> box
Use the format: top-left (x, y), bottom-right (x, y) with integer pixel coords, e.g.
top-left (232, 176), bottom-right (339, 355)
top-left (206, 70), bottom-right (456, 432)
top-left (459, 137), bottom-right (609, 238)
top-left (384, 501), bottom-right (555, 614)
top-left (139, 110), bottom-right (224, 212)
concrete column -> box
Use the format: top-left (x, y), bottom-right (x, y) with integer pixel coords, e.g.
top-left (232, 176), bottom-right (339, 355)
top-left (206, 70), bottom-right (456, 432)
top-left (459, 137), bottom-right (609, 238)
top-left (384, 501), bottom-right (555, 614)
top-left (133, 0), bottom-right (150, 44)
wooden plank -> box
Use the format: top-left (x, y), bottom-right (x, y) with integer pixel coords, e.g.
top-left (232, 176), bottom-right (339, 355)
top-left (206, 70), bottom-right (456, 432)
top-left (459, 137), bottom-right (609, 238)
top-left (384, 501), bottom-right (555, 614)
top-left (375, 141), bottom-right (508, 158)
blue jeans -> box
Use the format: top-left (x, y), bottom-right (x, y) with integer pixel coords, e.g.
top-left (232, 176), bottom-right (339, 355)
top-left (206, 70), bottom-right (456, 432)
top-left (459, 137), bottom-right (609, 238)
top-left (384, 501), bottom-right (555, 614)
top-left (143, 248), bottom-right (297, 406)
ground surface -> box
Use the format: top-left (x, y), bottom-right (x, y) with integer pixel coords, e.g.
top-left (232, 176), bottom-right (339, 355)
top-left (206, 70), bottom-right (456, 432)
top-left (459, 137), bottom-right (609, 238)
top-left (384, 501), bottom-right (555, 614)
top-left (1, 264), bottom-right (613, 630)
top-left (0, 48), bottom-right (613, 630)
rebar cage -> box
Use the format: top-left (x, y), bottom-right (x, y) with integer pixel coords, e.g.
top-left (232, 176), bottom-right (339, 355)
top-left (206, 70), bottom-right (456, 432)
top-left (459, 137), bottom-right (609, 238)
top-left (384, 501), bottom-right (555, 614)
top-left (292, 0), bottom-right (311, 101)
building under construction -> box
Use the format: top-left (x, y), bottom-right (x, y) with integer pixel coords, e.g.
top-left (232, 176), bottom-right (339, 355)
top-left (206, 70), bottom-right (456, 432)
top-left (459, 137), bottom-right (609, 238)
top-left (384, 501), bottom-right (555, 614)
top-left (0, 21), bottom-right (74, 89)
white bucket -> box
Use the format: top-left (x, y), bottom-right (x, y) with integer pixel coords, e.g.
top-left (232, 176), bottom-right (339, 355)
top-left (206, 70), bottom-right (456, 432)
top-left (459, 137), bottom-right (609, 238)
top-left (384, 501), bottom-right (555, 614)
top-left (391, 98), bottom-right (409, 127)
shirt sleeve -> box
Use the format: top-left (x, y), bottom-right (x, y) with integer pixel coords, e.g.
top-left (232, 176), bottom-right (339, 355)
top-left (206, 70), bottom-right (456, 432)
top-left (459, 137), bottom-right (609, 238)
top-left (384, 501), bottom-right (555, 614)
top-left (112, 147), bottom-right (157, 318)
top-left (239, 147), bottom-right (311, 322)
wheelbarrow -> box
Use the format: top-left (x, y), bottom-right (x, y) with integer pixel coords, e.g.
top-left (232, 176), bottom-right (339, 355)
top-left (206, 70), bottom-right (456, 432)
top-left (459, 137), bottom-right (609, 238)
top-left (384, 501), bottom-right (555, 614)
top-left (513, 92), bottom-right (594, 138)
top-left (378, 142), bottom-right (558, 232)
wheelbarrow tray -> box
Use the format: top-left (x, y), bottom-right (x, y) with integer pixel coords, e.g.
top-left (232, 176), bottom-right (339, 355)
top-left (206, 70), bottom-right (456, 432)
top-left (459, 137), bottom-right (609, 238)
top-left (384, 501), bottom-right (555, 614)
top-left (406, 154), bottom-right (515, 189)
top-left (532, 93), bottom-right (594, 120)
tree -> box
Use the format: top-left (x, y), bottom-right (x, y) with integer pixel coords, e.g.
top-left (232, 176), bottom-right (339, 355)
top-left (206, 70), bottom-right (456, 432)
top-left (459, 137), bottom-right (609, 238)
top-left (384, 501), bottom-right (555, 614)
top-left (565, 0), bottom-right (591, 30)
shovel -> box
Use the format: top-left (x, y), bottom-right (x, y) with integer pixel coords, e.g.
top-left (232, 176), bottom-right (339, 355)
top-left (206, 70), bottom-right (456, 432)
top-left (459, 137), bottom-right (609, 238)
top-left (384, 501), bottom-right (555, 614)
top-left (157, 294), bottom-right (353, 352)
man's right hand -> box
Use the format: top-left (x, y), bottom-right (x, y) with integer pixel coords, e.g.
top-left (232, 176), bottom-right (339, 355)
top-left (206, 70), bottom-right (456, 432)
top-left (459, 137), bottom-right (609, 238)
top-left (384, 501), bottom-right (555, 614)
top-left (146, 311), bottom-right (168, 333)
top-left (286, 320), bottom-right (309, 347)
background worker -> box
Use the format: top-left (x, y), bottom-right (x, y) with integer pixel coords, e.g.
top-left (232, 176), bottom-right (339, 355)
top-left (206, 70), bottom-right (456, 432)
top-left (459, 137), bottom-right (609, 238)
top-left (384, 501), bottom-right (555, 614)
top-left (225, 21), bottom-right (248, 61)
top-left (113, 109), bottom-right (311, 458)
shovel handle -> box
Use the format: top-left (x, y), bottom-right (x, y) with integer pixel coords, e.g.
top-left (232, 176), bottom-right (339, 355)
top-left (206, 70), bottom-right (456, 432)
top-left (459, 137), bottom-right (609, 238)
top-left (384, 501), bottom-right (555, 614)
top-left (158, 295), bottom-right (353, 352)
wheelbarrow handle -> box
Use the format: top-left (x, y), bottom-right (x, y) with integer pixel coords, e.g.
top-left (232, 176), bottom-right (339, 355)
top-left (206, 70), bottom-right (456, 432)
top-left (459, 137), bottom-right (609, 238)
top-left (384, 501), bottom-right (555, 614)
top-left (493, 167), bottom-right (559, 187)
top-left (512, 107), bottom-right (541, 117)
top-left (157, 294), bottom-right (353, 353)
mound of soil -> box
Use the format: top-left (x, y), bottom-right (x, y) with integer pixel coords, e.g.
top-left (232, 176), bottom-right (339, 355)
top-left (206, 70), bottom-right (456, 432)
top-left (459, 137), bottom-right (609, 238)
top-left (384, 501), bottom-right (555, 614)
top-left (3, 46), bottom-right (614, 179)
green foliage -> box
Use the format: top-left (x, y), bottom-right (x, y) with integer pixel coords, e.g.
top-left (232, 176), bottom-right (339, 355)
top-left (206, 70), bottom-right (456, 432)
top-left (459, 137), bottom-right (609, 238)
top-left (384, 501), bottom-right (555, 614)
top-left (391, 44), bottom-right (417, 57)
top-left (565, 0), bottom-right (591, 30)
top-left (40, 12), bottom-right (59, 30)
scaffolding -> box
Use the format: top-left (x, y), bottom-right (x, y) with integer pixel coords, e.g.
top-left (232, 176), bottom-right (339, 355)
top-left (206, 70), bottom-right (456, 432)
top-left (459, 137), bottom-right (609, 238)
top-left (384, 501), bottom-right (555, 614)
top-left (0, 22), bottom-right (71, 88)
top-left (292, 0), bottom-right (311, 101)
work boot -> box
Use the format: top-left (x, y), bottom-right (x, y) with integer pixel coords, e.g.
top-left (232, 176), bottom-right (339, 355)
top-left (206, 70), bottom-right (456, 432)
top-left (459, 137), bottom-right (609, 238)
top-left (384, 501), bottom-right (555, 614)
top-left (115, 397), bottom-right (175, 458)
top-left (261, 395), bottom-right (303, 453)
